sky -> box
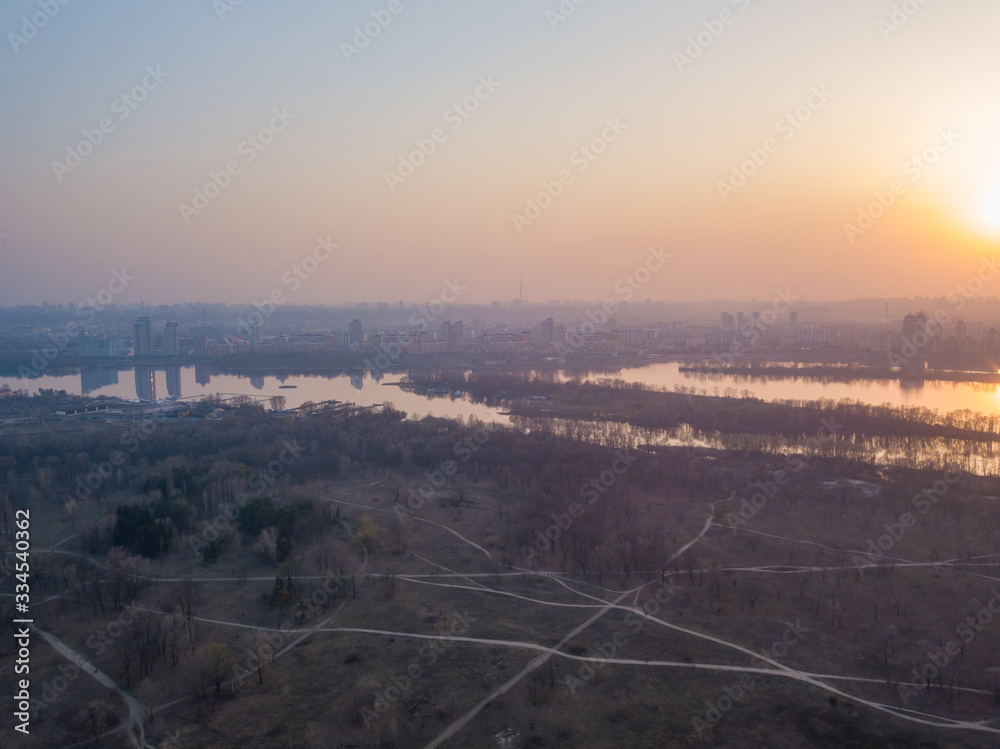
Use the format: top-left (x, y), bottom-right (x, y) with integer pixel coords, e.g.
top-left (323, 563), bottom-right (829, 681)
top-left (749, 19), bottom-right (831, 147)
top-left (1, 0), bottom-right (999, 307)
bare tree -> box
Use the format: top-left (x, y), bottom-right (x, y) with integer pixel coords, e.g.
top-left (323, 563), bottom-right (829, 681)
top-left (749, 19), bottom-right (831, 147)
top-left (988, 667), bottom-right (1000, 703)
top-left (183, 656), bottom-right (209, 700)
top-left (128, 606), bottom-right (160, 678)
top-left (653, 535), bottom-right (673, 583)
top-left (133, 680), bottom-right (160, 722)
top-left (114, 637), bottom-right (134, 688)
top-left (107, 547), bottom-right (146, 611)
top-left (203, 642), bottom-right (236, 695)
top-left (77, 699), bottom-right (119, 743)
top-left (255, 527), bottom-right (279, 566)
top-left (392, 515), bottom-right (409, 555)
top-left (683, 550), bottom-right (697, 585)
top-left (247, 630), bottom-right (270, 684)
top-left (160, 612), bottom-right (184, 667)
top-left (177, 579), bottom-right (200, 621)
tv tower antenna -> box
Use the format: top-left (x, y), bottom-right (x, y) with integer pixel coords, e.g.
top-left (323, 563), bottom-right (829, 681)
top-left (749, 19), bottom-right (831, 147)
top-left (519, 272), bottom-right (523, 303)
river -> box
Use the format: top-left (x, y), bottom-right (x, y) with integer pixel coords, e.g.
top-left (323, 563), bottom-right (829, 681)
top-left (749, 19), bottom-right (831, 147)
top-left (5, 363), bottom-right (999, 474)
top-left (567, 362), bottom-right (1000, 417)
top-left (4, 361), bottom-right (1000, 420)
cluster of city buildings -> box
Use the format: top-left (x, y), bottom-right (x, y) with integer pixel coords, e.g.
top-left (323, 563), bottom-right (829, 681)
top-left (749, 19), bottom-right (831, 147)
top-left (859, 312), bottom-right (990, 356)
top-left (701, 309), bottom-right (839, 349)
top-left (57, 307), bottom-right (1000, 364)
top-left (75, 317), bottom-right (341, 359)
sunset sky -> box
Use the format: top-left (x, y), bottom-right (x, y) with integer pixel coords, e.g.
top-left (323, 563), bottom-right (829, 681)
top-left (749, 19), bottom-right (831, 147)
top-left (1, 0), bottom-right (999, 307)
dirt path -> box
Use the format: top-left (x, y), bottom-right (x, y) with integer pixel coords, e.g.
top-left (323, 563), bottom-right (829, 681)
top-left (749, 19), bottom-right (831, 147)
top-left (422, 495), bottom-right (723, 748)
top-left (33, 625), bottom-right (152, 748)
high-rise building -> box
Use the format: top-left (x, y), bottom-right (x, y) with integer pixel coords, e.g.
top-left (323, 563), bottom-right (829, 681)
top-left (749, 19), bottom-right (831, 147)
top-left (955, 319), bottom-right (966, 339)
top-left (720, 312), bottom-right (735, 330)
top-left (436, 320), bottom-right (463, 350)
top-left (164, 322), bottom-right (180, 356)
top-left (78, 331), bottom-right (115, 357)
top-left (438, 320), bottom-right (465, 351)
top-left (411, 332), bottom-right (432, 354)
top-left (902, 312), bottom-right (928, 341)
top-left (541, 318), bottom-right (554, 345)
top-left (788, 310), bottom-right (798, 326)
top-left (349, 319), bottom-right (363, 345)
top-left (133, 317), bottom-right (153, 356)
top-left (621, 329), bottom-right (657, 348)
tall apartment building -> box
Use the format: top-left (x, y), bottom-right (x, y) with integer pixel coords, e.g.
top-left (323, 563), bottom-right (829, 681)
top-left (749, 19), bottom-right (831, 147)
top-left (349, 319), bottom-right (363, 345)
top-left (133, 317), bottom-right (153, 356)
top-left (164, 322), bottom-right (180, 356)
top-left (902, 312), bottom-right (928, 341)
top-left (541, 317), bottom-right (554, 345)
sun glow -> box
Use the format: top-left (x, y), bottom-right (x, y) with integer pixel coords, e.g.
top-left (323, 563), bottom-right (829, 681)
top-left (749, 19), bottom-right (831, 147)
top-left (978, 188), bottom-right (1000, 236)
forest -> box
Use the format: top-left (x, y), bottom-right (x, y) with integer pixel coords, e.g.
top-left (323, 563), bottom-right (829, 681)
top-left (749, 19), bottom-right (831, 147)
top-left (408, 370), bottom-right (1000, 441)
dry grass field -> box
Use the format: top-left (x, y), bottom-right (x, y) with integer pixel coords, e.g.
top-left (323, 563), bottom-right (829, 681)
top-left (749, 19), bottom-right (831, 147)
top-left (4, 456), bottom-right (1000, 748)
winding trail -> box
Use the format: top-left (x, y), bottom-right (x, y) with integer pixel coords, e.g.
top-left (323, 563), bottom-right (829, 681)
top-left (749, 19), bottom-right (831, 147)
top-left (422, 493), bottom-right (723, 748)
top-left (21, 484), bottom-right (1000, 746)
top-left (33, 626), bottom-right (151, 748)
top-left (423, 585), bottom-right (640, 749)
top-left (128, 600), bottom-right (1000, 732)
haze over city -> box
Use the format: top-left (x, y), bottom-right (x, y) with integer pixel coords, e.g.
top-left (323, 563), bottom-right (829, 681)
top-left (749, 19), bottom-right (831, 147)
top-left (3, 0), bottom-right (1000, 307)
top-left (7, 4), bottom-right (1000, 749)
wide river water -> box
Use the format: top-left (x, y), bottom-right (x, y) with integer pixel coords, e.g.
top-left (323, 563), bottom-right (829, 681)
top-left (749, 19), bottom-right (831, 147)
top-left (5, 362), bottom-right (1000, 421)
top-left (6, 362), bottom-right (1000, 473)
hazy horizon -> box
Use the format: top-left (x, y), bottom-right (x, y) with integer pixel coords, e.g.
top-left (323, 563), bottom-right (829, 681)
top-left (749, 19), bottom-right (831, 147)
top-left (7, 296), bottom-right (999, 314)
top-left (3, 1), bottom-right (1000, 308)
